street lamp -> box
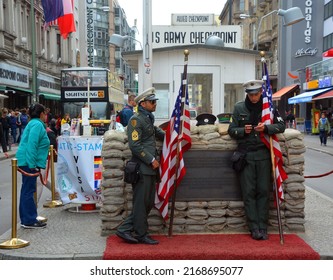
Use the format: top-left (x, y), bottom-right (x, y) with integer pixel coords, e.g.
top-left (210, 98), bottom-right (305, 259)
top-left (30, 0), bottom-right (37, 102)
top-left (109, 34), bottom-right (143, 49)
top-left (255, 7), bottom-right (304, 51)
top-left (239, 14), bottom-right (254, 19)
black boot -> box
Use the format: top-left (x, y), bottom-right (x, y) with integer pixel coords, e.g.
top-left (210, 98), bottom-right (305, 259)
top-left (251, 229), bottom-right (263, 240)
top-left (259, 229), bottom-right (268, 240)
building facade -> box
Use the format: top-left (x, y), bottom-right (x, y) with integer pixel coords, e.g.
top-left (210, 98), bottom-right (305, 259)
top-left (219, 0), bottom-right (333, 125)
top-left (0, 0), bottom-right (75, 113)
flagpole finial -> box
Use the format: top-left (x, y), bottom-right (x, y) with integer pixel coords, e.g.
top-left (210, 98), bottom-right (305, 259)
top-left (184, 49), bottom-right (190, 56)
top-left (260, 51), bottom-right (266, 63)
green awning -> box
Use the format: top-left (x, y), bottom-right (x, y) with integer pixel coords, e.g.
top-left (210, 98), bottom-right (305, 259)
top-left (0, 85), bottom-right (32, 94)
top-left (9, 86), bottom-right (32, 94)
top-left (39, 92), bottom-right (61, 100)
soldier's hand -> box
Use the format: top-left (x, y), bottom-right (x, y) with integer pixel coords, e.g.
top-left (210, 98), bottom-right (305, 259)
top-left (254, 122), bottom-right (265, 132)
top-left (151, 159), bottom-right (160, 170)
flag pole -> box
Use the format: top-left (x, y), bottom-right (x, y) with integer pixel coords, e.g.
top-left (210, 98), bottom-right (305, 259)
top-left (269, 137), bottom-right (284, 245)
top-left (260, 51), bottom-right (284, 245)
top-left (168, 49), bottom-right (190, 238)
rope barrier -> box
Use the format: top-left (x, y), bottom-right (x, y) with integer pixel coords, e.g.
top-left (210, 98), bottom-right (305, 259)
top-left (304, 170), bottom-right (333, 178)
top-left (16, 151), bottom-right (52, 184)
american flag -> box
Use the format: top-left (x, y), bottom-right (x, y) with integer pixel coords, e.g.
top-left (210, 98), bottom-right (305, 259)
top-left (155, 77), bottom-right (192, 220)
top-left (261, 61), bottom-right (287, 204)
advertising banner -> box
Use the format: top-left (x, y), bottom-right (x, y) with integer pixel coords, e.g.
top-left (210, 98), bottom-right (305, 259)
top-left (312, 108), bottom-right (320, 134)
top-left (57, 136), bottom-right (103, 204)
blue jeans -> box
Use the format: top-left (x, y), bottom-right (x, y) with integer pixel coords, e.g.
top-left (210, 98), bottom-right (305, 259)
top-left (319, 130), bottom-right (327, 145)
top-left (19, 166), bottom-right (38, 225)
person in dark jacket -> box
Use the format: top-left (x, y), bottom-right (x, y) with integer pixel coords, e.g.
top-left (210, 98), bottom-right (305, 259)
top-left (9, 109), bottom-right (18, 144)
top-left (118, 93), bottom-right (137, 127)
top-left (116, 87), bottom-right (165, 245)
top-left (228, 80), bottom-right (285, 241)
top-left (0, 108), bottom-right (10, 151)
top-left (0, 122), bottom-right (9, 158)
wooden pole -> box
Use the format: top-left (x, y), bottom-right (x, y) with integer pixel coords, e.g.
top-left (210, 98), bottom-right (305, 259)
top-left (269, 137), bottom-right (284, 245)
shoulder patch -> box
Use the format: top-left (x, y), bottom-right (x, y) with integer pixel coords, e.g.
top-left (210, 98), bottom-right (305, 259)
top-left (131, 119), bottom-right (137, 127)
top-left (132, 129), bottom-right (139, 141)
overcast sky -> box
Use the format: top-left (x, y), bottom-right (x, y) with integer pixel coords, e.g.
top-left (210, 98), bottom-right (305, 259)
top-left (117, 0), bottom-right (227, 36)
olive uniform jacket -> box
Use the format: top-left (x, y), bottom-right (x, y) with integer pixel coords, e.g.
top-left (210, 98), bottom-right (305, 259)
top-left (228, 100), bottom-right (285, 155)
top-left (127, 110), bottom-right (165, 175)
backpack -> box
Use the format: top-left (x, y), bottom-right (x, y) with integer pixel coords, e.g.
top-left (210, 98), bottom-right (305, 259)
top-left (20, 114), bottom-right (29, 127)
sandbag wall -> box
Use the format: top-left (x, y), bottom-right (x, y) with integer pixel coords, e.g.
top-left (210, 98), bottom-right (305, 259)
top-left (100, 125), bottom-right (306, 236)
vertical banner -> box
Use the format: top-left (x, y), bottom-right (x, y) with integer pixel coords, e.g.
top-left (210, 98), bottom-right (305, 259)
top-left (312, 108), bottom-right (320, 134)
top-left (57, 136), bottom-right (103, 204)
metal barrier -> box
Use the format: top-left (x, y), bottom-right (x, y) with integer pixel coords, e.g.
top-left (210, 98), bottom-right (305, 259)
top-left (0, 145), bottom-right (61, 249)
top-left (0, 159), bottom-right (30, 249)
top-left (44, 145), bottom-right (63, 208)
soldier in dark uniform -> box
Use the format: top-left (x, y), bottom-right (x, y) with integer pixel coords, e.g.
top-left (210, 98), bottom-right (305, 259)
top-left (116, 87), bottom-right (165, 245)
top-left (228, 80), bottom-right (285, 240)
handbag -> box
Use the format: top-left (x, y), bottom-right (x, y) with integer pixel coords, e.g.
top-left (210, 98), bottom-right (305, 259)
top-left (230, 149), bottom-right (247, 172)
top-left (124, 159), bottom-right (140, 184)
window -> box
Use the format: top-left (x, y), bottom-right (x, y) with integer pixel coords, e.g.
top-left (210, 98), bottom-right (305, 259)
top-left (153, 84), bottom-right (170, 119)
top-left (187, 73), bottom-right (212, 115)
top-left (323, 33), bottom-right (333, 52)
top-left (57, 34), bottom-right (61, 59)
top-left (324, 1), bottom-right (333, 20)
top-left (239, 0), bottom-right (245, 12)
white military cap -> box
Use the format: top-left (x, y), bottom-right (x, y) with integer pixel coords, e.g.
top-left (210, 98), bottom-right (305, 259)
top-left (134, 87), bottom-right (159, 104)
top-left (243, 80), bottom-right (264, 94)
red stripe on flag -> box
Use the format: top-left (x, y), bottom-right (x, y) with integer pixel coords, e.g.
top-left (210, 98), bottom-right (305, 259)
top-left (260, 63), bottom-right (287, 204)
top-left (155, 79), bottom-right (191, 220)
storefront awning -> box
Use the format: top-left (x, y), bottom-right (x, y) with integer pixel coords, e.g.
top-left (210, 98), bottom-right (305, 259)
top-left (312, 90), bottom-right (333, 101)
top-left (288, 87), bottom-right (333, 104)
top-left (39, 92), bottom-right (61, 100)
top-left (0, 85), bottom-right (32, 95)
top-left (272, 84), bottom-right (299, 101)
top-left (323, 48), bottom-right (333, 57)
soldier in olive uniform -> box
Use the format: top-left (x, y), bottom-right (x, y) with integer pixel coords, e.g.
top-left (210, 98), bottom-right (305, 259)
top-left (228, 80), bottom-right (285, 240)
top-left (116, 87), bottom-right (165, 245)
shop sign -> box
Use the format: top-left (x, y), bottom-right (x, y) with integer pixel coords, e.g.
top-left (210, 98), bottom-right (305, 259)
top-left (319, 76), bottom-right (332, 88)
top-left (64, 90), bottom-right (105, 99)
top-left (38, 73), bottom-right (60, 94)
top-left (86, 0), bottom-right (95, 67)
top-left (0, 62), bottom-right (29, 88)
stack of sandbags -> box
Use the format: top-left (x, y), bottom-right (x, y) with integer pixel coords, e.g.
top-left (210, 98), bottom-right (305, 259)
top-left (100, 126), bottom-right (307, 236)
top-left (190, 124), bottom-right (237, 150)
top-left (270, 128), bottom-right (306, 232)
top-left (100, 130), bottom-right (128, 236)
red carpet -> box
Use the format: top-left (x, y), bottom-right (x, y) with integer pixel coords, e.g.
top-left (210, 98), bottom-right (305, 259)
top-left (103, 234), bottom-right (320, 260)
